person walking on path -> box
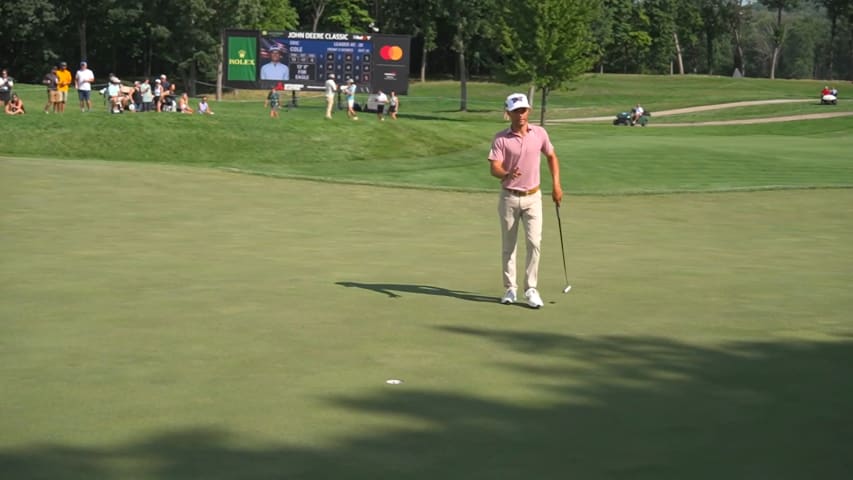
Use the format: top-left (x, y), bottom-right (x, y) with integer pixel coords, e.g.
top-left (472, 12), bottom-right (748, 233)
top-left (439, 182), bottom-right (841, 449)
top-left (488, 93), bottom-right (563, 309)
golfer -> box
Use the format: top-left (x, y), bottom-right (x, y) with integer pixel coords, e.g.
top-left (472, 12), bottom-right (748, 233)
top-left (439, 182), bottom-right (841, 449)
top-left (488, 93), bottom-right (563, 308)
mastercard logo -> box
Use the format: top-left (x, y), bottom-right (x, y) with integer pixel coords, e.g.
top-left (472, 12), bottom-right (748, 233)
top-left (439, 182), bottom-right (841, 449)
top-left (379, 45), bottom-right (404, 61)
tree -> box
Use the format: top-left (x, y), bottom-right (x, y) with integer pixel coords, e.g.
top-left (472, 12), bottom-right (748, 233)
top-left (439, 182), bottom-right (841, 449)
top-left (498, 0), bottom-right (600, 125)
top-left (442, 0), bottom-right (499, 111)
top-left (293, 0), bottom-right (371, 32)
top-left (758, 0), bottom-right (800, 79)
top-left (820, 0), bottom-right (851, 79)
top-left (378, 0), bottom-right (443, 82)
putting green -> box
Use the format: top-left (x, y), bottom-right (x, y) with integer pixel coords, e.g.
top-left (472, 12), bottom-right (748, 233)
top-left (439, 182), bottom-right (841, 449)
top-left (2, 158), bottom-right (851, 479)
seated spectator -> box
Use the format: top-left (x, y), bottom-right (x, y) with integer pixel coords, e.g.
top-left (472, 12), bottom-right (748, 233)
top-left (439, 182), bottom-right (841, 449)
top-left (178, 93), bottom-right (194, 114)
top-left (630, 103), bottom-right (645, 125)
top-left (5, 93), bottom-right (24, 115)
top-left (821, 86), bottom-right (831, 96)
top-left (197, 95), bottom-right (214, 115)
top-left (107, 74), bottom-right (124, 113)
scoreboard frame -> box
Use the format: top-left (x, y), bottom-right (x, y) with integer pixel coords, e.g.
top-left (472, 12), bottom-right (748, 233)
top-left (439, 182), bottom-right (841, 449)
top-left (224, 30), bottom-right (410, 95)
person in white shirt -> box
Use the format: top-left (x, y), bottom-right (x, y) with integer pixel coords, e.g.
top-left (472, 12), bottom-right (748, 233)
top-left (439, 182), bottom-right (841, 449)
top-left (75, 61), bottom-right (95, 112)
top-left (630, 103), bottom-right (645, 125)
top-left (375, 90), bottom-right (388, 121)
top-left (260, 48), bottom-right (289, 81)
top-left (324, 73), bottom-right (337, 119)
top-left (0, 69), bottom-right (15, 106)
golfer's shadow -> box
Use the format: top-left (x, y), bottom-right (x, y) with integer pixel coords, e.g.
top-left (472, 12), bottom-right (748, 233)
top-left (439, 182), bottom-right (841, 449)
top-left (336, 281), bottom-right (499, 304)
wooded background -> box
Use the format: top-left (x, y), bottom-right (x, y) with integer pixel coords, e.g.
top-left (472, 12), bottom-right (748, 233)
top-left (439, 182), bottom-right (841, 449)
top-left (2, 0), bottom-right (851, 91)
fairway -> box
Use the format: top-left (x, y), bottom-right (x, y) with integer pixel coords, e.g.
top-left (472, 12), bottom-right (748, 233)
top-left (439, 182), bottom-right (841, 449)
top-left (2, 156), bottom-right (852, 479)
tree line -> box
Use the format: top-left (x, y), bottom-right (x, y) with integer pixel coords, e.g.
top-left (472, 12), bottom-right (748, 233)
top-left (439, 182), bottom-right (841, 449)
top-left (2, 0), bottom-right (851, 97)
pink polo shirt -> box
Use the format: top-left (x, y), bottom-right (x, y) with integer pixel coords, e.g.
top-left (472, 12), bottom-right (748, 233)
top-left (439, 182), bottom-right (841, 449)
top-left (488, 125), bottom-right (554, 192)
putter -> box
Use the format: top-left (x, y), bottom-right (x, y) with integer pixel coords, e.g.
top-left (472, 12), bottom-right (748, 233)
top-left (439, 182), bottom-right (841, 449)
top-left (555, 204), bottom-right (572, 293)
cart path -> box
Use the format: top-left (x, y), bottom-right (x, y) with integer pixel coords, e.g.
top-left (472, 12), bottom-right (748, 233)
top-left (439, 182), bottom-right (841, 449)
top-left (549, 99), bottom-right (852, 125)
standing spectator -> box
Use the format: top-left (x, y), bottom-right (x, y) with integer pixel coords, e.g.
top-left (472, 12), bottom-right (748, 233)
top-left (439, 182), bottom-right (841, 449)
top-left (260, 48), bottom-right (289, 81)
top-left (488, 93), bottom-right (563, 308)
top-left (159, 75), bottom-right (171, 109)
top-left (197, 95), bottom-right (214, 115)
top-left (265, 87), bottom-right (280, 118)
top-left (5, 93), bottom-right (24, 115)
top-left (153, 78), bottom-right (163, 111)
top-left (0, 69), bottom-right (14, 107)
top-left (43, 66), bottom-right (60, 113)
top-left (140, 78), bottom-right (154, 112)
top-left (324, 73), bottom-right (337, 119)
top-left (131, 81), bottom-right (142, 111)
top-left (56, 61), bottom-right (72, 113)
top-left (375, 89), bottom-right (388, 121)
top-left (344, 78), bottom-right (358, 120)
top-left (75, 61), bottom-right (95, 112)
top-left (388, 91), bottom-right (399, 120)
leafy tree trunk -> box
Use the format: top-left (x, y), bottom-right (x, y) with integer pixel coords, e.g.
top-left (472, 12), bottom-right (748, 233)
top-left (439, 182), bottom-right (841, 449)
top-left (458, 49), bottom-right (467, 112)
top-left (673, 32), bottom-right (685, 74)
top-left (770, 7), bottom-right (783, 79)
top-left (217, 30), bottom-right (224, 100)
top-left (78, 16), bottom-right (88, 62)
top-left (420, 42), bottom-right (428, 82)
top-left (538, 86), bottom-right (549, 126)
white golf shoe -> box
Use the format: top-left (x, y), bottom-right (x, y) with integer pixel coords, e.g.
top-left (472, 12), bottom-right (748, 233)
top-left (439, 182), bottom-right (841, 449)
top-left (501, 288), bottom-right (517, 304)
top-left (525, 288), bottom-right (544, 308)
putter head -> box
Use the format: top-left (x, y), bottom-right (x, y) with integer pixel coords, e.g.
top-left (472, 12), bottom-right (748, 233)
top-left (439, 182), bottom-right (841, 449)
top-left (563, 285), bottom-right (572, 293)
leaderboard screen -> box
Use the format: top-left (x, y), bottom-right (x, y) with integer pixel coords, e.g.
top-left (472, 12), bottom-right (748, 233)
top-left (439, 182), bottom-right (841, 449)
top-left (225, 30), bottom-right (410, 94)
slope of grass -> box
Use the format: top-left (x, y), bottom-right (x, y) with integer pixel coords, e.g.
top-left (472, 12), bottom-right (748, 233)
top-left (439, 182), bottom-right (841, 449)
top-left (3, 74), bottom-right (850, 195)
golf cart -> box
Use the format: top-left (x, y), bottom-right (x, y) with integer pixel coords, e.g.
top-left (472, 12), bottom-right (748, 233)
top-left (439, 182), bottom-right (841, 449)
top-left (613, 110), bottom-right (651, 126)
top-left (821, 93), bottom-right (838, 105)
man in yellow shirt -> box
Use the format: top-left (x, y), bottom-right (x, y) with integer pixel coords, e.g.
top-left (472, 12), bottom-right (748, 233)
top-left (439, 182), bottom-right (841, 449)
top-left (56, 61), bottom-right (73, 113)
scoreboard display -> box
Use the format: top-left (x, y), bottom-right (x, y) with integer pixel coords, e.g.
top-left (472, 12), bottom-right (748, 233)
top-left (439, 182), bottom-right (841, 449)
top-left (225, 30), bottom-right (410, 95)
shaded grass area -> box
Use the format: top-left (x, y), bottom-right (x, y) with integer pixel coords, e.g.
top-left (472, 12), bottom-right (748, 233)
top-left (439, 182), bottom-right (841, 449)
top-left (1, 158), bottom-right (852, 478)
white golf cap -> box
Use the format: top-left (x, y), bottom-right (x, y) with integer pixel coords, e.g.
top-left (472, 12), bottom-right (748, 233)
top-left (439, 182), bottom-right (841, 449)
top-left (505, 93), bottom-right (531, 111)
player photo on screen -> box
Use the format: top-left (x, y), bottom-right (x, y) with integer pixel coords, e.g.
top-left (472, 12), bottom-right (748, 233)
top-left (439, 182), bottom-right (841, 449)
top-left (259, 41), bottom-right (290, 81)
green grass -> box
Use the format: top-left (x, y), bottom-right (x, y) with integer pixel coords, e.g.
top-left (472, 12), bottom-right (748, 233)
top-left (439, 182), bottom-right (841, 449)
top-left (1, 74), bottom-right (852, 478)
top-left (4, 75), bottom-right (852, 193)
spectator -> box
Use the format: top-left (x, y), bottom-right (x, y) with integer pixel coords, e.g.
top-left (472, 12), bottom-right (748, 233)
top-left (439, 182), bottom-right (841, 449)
top-left (43, 66), bottom-right (60, 113)
top-left (131, 81), bottom-right (142, 112)
top-left (260, 47), bottom-right (289, 81)
top-left (375, 89), bottom-right (388, 121)
top-left (265, 86), bottom-right (280, 118)
top-left (159, 75), bottom-right (171, 109)
top-left (107, 74), bottom-right (124, 113)
top-left (56, 61), bottom-right (72, 113)
top-left (5, 93), bottom-right (24, 115)
top-left (0, 69), bottom-right (13, 107)
top-left (178, 93), bottom-right (194, 114)
top-left (344, 78), bottom-right (358, 120)
top-left (153, 78), bottom-right (163, 111)
top-left (388, 90), bottom-right (399, 120)
top-left (75, 61), bottom-right (95, 112)
top-left (197, 95), bottom-right (214, 115)
top-left (140, 78), bottom-right (154, 112)
top-left (324, 73), bottom-right (337, 119)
